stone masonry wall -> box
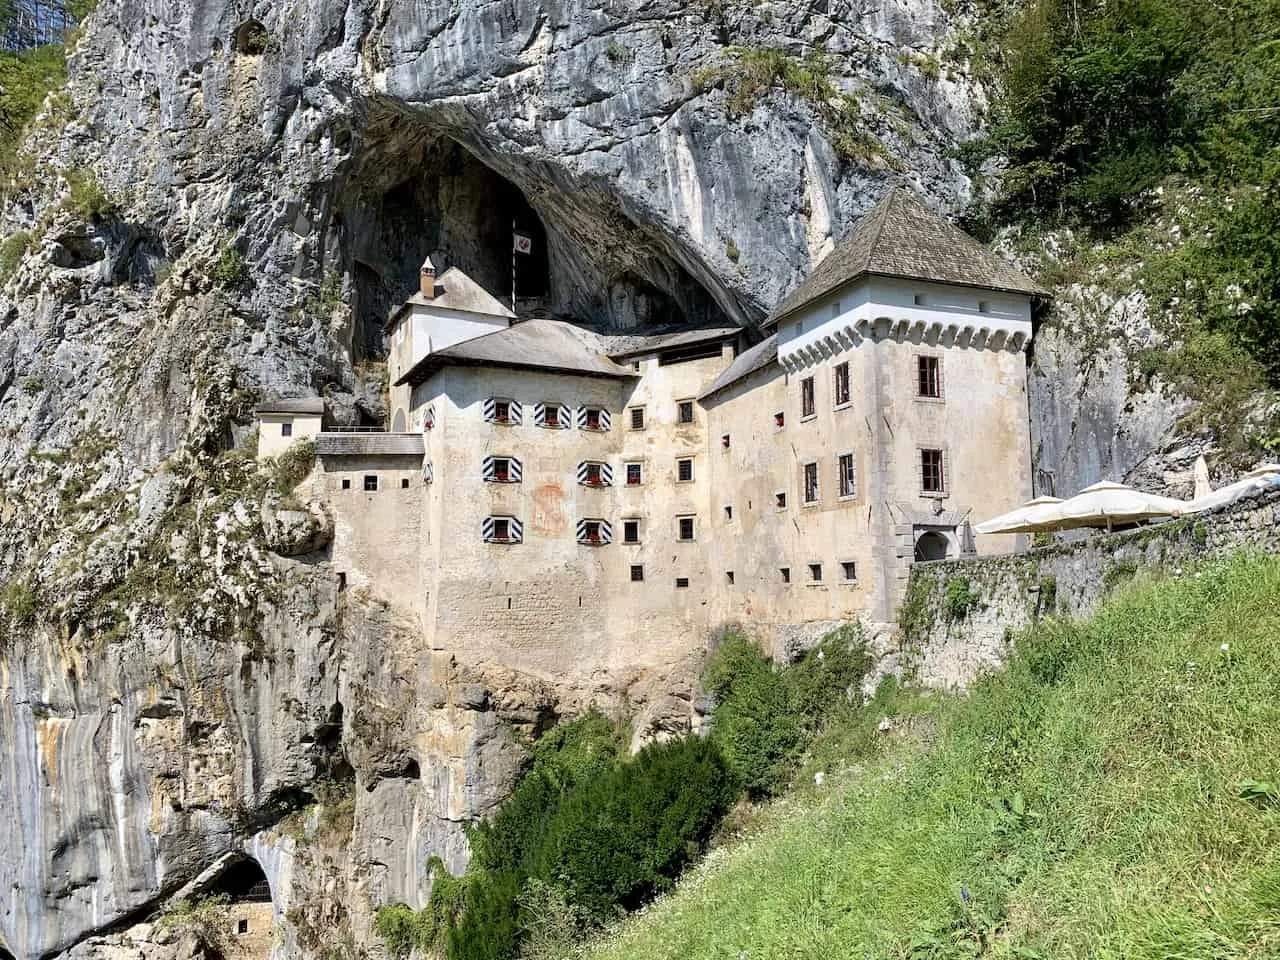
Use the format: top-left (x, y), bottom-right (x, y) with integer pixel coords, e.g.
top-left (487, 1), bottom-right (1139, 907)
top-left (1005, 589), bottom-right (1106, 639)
top-left (898, 486), bottom-right (1280, 690)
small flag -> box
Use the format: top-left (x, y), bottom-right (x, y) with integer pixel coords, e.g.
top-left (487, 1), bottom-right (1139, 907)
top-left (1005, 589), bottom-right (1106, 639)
top-left (513, 233), bottom-right (533, 255)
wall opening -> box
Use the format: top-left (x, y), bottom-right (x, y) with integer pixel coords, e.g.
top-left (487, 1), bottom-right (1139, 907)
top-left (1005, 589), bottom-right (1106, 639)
top-left (233, 20), bottom-right (269, 55)
top-left (914, 530), bottom-right (952, 562)
top-left (208, 858), bottom-right (272, 904)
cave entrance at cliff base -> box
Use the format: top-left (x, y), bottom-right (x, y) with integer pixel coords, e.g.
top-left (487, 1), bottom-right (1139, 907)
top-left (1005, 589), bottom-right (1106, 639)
top-left (205, 857), bottom-right (275, 958)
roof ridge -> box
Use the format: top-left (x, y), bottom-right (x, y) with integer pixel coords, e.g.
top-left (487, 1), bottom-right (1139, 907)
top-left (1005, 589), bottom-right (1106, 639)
top-left (862, 186), bottom-right (900, 264)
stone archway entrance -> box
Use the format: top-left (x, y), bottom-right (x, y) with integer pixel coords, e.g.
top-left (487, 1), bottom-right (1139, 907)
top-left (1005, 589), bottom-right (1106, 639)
top-left (914, 530), bottom-right (952, 562)
top-left (207, 858), bottom-right (274, 959)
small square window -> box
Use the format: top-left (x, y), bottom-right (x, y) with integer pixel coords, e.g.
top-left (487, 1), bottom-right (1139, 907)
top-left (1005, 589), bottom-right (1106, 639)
top-left (677, 400), bottom-right (695, 424)
top-left (584, 408), bottom-right (602, 430)
top-left (780, 567), bottom-right (791, 584)
top-left (678, 516), bottom-right (695, 541)
top-left (401, 477), bottom-right (410, 489)
top-left (722, 433), bottom-right (730, 448)
top-left (630, 564), bottom-right (644, 582)
top-left (492, 457), bottom-right (511, 481)
top-left (363, 475), bottom-right (378, 492)
top-left (918, 356), bottom-right (941, 399)
top-left (493, 399), bottom-right (511, 423)
top-left (803, 462), bottom-right (819, 503)
top-left (809, 563), bottom-right (823, 583)
top-left (726, 571), bottom-right (735, 585)
top-left (774, 410), bottom-right (785, 429)
top-left (833, 362), bottom-right (850, 407)
top-left (677, 458), bottom-right (693, 483)
top-left (341, 478), bottom-right (351, 490)
top-left (978, 300), bottom-right (991, 314)
top-left (675, 576), bottom-right (690, 588)
top-left (724, 505), bottom-right (733, 521)
top-left (492, 518), bottom-right (510, 541)
top-left (775, 491), bottom-right (787, 509)
top-left (841, 561), bottom-right (857, 582)
top-left (281, 422), bottom-right (293, 437)
top-left (544, 403), bottom-right (565, 428)
top-left (801, 377), bottom-right (815, 418)
top-left (913, 293), bottom-right (925, 306)
top-left (623, 519), bottom-right (640, 544)
top-left (582, 520), bottom-right (602, 543)
top-left (922, 448), bottom-right (945, 494)
top-left (585, 462), bottom-right (602, 485)
top-left (238, 919), bottom-right (249, 935)
top-left (630, 407), bottom-right (645, 430)
top-left (625, 462), bottom-right (643, 486)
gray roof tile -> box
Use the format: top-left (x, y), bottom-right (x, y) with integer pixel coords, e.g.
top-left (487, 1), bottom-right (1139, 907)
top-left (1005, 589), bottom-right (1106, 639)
top-left (315, 433), bottom-right (424, 457)
top-left (698, 335), bottom-right (779, 401)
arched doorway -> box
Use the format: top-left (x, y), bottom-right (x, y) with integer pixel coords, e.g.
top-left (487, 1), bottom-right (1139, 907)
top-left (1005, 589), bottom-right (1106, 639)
top-left (914, 530), bottom-right (951, 562)
top-left (391, 408), bottom-right (406, 433)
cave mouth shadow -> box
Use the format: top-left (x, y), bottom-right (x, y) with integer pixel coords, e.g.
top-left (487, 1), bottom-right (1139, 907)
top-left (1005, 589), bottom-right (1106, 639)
top-left (336, 111), bottom-right (735, 358)
top-left (206, 856), bottom-right (273, 904)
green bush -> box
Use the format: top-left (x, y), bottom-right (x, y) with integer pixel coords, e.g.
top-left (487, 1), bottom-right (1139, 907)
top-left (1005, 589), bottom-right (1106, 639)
top-left (271, 438), bottom-right (315, 494)
top-left (943, 577), bottom-right (982, 622)
top-left (213, 244), bottom-right (248, 287)
top-left (63, 167), bottom-right (117, 220)
top-left (705, 627), bottom-right (867, 798)
top-left (0, 230), bottom-right (32, 279)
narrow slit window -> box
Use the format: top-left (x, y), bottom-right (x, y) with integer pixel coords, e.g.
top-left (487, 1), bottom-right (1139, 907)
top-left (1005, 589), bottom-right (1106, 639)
top-left (724, 505), bottom-right (733, 521)
top-left (401, 477), bottom-right (410, 489)
top-left (917, 356), bottom-right (941, 399)
top-left (801, 376), bottom-right (815, 418)
top-left (838, 452), bottom-right (857, 499)
top-left (341, 478), bottom-right (351, 490)
top-left (726, 571), bottom-right (735, 585)
top-left (780, 567), bottom-right (791, 584)
top-left (722, 433), bottom-right (730, 448)
top-left (922, 448), bottom-right (945, 494)
top-left (834, 362), bottom-right (850, 407)
top-left (775, 491), bottom-right (787, 509)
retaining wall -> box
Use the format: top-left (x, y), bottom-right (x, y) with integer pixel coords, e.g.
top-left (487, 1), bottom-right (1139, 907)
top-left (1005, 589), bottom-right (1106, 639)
top-left (900, 487), bottom-right (1280, 690)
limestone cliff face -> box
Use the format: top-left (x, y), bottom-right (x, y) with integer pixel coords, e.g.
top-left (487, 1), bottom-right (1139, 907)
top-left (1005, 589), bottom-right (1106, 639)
top-left (0, 1), bottom-right (988, 956)
top-left (0, 0), bottom-right (1192, 956)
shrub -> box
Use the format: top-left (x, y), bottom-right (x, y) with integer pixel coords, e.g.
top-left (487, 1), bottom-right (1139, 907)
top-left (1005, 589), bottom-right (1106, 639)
top-left (0, 230), bottom-right (32, 279)
top-left (63, 167), bottom-right (117, 220)
top-left (158, 895), bottom-right (230, 955)
top-left (706, 627), bottom-right (867, 797)
top-left (943, 577), bottom-right (981, 621)
top-left (213, 244), bottom-right (248, 287)
top-left (271, 438), bottom-right (315, 494)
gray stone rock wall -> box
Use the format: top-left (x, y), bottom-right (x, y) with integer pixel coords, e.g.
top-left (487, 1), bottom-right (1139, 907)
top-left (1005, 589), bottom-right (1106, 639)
top-left (899, 488), bottom-right (1280, 690)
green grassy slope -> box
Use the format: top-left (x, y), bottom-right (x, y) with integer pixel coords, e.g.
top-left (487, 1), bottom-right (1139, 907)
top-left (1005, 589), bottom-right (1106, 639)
top-left (585, 554), bottom-right (1280, 960)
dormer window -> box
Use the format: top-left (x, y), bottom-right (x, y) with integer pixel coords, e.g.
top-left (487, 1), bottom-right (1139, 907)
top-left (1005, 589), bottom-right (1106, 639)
top-left (578, 461), bottom-right (613, 487)
top-left (485, 398), bottom-right (522, 425)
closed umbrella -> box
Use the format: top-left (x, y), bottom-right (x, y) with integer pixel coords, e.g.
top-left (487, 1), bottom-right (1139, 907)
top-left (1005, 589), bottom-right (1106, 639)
top-left (1185, 468), bottom-right (1280, 513)
top-left (1054, 480), bottom-right (1188, 532)
top-left (974, 496), bottom-right (1064, 535)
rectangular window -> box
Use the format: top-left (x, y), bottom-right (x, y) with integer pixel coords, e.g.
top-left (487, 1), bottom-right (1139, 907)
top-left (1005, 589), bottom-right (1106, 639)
top-left (834, 362), bottom-right (850, 407)
top-left (780, 567), bottom-right (791, 584)
top-left (978, 300), bottom-right (991, 314)
top-left (841, 561), bottom-right (857, 582)
top-left (726, 571), bottom-right (735, 585)
top-left (724, 505), bottom-right (733, 521)
top-left (677, 458), bottom-right (693, 483)
top-left (631, 564), bottom-right (644, 582)
top-left (623, 519), bottom-right (640, 544)
top-left (583, 520), bottom-right (601, 543)
top-left (341, 478), bottom-right (351, 490)
top-left (584, 408), bottom-right (602, 430)
top-left (401, 477), bottom-right (410, 489)
top-left (281, 422), bottom-right (293, 437)
top-left (630, 406), bottom-right (645, 430)
top-left (585, 462), bottom-right (602, 485)
top-left (774, 410), bottom-right (785, 429)
top-left (675, 577), bottom-right (690, 588)
top-left (801, 376), bottom-right (815, 418)
top-left (492, 457), bottom-right (511, 482)
top-left (677, 400), bottom-right (695, 424)
top-left (922, 448), bottom-right (945, 493)
top-left (363, 475), bottom-right (378, 492)
top-left (809, 563), bottom-right (823, 583)
top-left (803, 462), bottom-right (819, 503)
top-left (493, 518), bottom-right (510, 540)
top-left (625, 462), bottom-right (643, 486)
top-left (775, 490), bottom-right (787, 509)
top-left (493, 399), bottom-right (511, 423)
top-left (838, 453), bottom-right (857, 499)
top-left (678, 516), bottom-right (695, 541)
top-left (484, 516), bottom-right (523, 543)
top-left (917, 356), bottom-right (941, 399)
top-left (721, 434), bottom-right (730, 448)
top-left (541, 403), bottom-right (565, 428)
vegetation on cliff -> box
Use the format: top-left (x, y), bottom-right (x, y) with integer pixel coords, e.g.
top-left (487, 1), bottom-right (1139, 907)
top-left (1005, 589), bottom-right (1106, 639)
top-left (375, 629), bottom-right (868, 960)
top-left (582, 552), bottom-right (1280, 959)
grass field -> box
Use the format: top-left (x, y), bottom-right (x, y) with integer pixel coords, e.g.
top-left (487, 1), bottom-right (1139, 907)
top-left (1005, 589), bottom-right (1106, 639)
top-left (583, 553), bottom-right (1280, 960)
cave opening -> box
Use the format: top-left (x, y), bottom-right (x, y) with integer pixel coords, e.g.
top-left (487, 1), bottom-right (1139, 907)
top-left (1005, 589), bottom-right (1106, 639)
top-left (208, 857), bottom-right (273, 904)
top-left (338, 117), bottom-right (735, 359)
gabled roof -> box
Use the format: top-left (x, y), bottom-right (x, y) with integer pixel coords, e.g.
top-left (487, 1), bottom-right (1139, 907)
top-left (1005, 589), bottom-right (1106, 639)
top-left (315, 433), bottom-right (424, 457)
top-left (395, 318), bottom-right (638, 387)
top-left (698, 334), bottom-right (779, 401)
top-left (766, 186), bottom-right (1047, 327)
top-left (254, 397), bottom-right (326, 415)
top-left (387, 267), bottom-right (516, 330)
top-left (605, 326), bottom-right (741, 361)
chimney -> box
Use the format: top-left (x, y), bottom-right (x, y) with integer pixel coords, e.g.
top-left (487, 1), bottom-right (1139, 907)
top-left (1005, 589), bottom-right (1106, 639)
top-left (419, 256), bottom-right (436, 298)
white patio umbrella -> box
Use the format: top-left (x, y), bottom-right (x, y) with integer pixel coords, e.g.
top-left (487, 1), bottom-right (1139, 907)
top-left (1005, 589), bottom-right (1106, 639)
top-left (1053, 480), bottom-right (1188, 531)
top-left (1185, 467), bottom-right (1280, 513)
top-left (974, 496), bottom-right (1065, 535)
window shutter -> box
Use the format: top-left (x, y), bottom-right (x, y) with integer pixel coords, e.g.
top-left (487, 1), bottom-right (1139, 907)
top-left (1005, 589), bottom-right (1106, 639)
top-left (599, 519), bottom-right (612, 544)
top-left (482, 516), bottom-right (495, 540)
top-left (598, 409), bottom-right (611, 431)
top-left (575, 518), bottom-right (588, 541)
top-left (483, 398), bottom-right (495, 422)
top-left (484, 516), bottom-right (523, 543)
top-left (510, 457), bottom-right (522, 482)
top-left (575, 405), bottom-right (587, 429)
top-left (510, 517), bottom-right (523, 542)
top-left (423, 406), bottom-right (435, 431)
top-left (576, 461), bottom-right (589, 484)
top-left (509, 400), bottom-right (523, 425)
top-left (599, 463), bottom-right (613, 486)
top-left (482, 456), bottom-right (495, 481)
top-left (422, 461), bottom-right (433, 484)
top-left (533, 402), bottom-right (545, 426)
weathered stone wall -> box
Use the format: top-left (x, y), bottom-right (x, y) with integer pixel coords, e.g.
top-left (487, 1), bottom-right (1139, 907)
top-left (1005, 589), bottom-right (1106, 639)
top-left (899, 486), bottom-right (1280, 690)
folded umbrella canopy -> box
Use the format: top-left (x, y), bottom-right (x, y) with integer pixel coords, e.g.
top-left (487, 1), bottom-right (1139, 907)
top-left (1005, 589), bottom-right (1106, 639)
top-left (1185, 465), bottom-right (1280, 514)
top-left (1052, 480), bottom-right (1188, 531)
top-left (974, 495), bottom-right (1065, 535)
